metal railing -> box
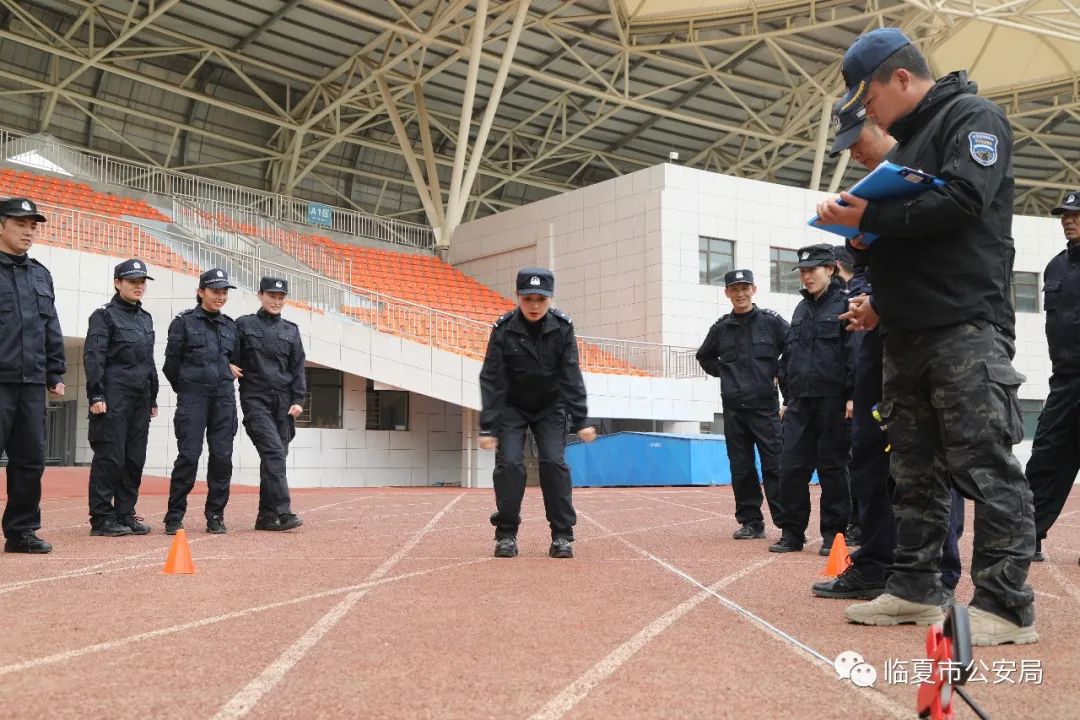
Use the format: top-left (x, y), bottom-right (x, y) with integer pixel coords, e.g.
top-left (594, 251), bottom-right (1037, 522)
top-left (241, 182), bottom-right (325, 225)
top-left (26, 203), bottom-right (702, 379)
top-left (0, 126), bottom-right (436, 249)
top-left (173, 197), bottom-right (352, 283)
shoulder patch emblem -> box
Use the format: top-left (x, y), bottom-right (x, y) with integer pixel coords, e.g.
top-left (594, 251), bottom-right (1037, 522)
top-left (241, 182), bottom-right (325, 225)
top-left (968, 132), bottom-right (998, 167)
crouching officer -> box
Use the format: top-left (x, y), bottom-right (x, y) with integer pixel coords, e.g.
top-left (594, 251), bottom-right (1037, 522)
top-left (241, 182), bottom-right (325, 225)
top-left (479, 267), bottom-right (596, 559)
top-left (695, 269), bottom-right (787, 540)
top-left (0, 197), bottom-right (66, 554)
top-left (772, 244), bottom-right (854, 556)
top-left (230, 277), bottom-right (305, 531)
top-left (84, 259), bottom-right (158, 536)
top-left (163, 268), bottom-right (239, 535)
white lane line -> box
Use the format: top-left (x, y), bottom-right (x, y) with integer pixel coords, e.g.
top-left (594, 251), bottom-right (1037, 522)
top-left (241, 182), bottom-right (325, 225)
top-left (0, 557), bottom-right (487, 678)
top-left (570, 513), bottom-right (912, 720)
top-left (528, 559), bottom-right (772, 720)
top-left (210, 492), bottom-right (466, 720)
top-left (1046, 563), bottom-right (1080, 606)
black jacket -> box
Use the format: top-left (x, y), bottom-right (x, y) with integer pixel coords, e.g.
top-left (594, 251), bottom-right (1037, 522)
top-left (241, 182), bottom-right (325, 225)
top-left (852, 72), bottom-right (1015, 334)
top-left (0, 252), bottom-right (66, 386)
top-left (163, 306), bottom-right (237, 396)
top-left (84, 293), bottom-right (158, 405)
top-left (695, 305), bottom-right (788, 410)
top-left (233, 310), bottom-right (307, 405)
top-left (779, 278), bottom-right (854, 402)
top-left (1042, 242), bottom-right (1080, 375)
top-left (479, 308), bottom-right (588, 434)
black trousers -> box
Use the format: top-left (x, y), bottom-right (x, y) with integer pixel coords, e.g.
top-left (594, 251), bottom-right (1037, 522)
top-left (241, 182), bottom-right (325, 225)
top-left (490, 405), bottom-right (576, 541)
top-left (166, 391), bottom-right (237, 523)
top-left (723, 405), bottom-right (782, 529)
top-left (882, 321), bottom-right (1033, 626)
top-left (241, 391), bottom-right (295, 518)
top-left (1026, 372), bottom-right (1080, 541)
top-left (778, 396), bottom-right (851, 543)
top-left (850, 329), bottom-right (965, 587)
top-left (0, 383), bottom-right (46, 540)
top-left (88, 391), bottom-right (151, 525)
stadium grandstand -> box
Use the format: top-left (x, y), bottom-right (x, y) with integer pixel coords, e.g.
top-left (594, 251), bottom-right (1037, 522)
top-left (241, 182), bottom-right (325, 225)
top-left (0, 1), bottom-right (1077, 718)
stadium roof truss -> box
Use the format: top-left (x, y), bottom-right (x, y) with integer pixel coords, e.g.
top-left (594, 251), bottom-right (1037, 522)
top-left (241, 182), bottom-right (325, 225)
top-left (0, 0), bottom-right (1077, 243)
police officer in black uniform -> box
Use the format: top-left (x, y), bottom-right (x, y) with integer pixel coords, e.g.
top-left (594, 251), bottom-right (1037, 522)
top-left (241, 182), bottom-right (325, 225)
top-left (814, 100), bottom-right (966, 604)
top-left (84, 259), bottom-right (159, 537)
top-left (163, 268), bottom-right (239, 535)
top-left (479, 267), bottom-right (595, 559)
top-left (771, 244), bottom-right (853, 556)
top-left (695, 269), bottom-right (787, 540)
top-left (0, 198), bottom-right (66, 554)
top-left (1027, 190), bottom-right (1080, 563)
top-left (231, 277), bottom-right (306, 531)
top-left (819, 29), bottom-right (1035, 644)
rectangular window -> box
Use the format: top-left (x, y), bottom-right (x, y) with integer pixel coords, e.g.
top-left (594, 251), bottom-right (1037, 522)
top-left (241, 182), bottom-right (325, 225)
top-left (770, 247), bottom-right (802, 295)
top-left (1011, 271), bottom-right (1039, 313)
top-left (699, 237), bottom-right (734, 286)
top-left (295, 368), bottom-right (343, 429)
top-left (366, 379), bottom-right (410, 431)
top-left (1020, 399), bottom-right (1043, 439)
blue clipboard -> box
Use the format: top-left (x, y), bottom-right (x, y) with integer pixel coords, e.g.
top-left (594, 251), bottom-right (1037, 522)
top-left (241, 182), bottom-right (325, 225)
top-left (808, 161), bottom-right (945, 244)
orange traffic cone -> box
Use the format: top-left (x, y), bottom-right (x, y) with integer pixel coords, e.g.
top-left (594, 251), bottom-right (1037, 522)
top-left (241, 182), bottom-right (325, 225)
top-left (821, 532), bottom-right (852, 577)
top-left (162, 529), bottom-right (196, 575)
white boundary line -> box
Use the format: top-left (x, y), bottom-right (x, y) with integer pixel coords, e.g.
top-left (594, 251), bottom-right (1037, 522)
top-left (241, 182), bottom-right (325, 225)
top-left (209, 492), bottom-right (465, 720)
top-left (548, 513), bottom-right (913, 720)
top-left (0, 557), bottom-right (487, 677)
top-left (528, 559), bottom-right (773, 720)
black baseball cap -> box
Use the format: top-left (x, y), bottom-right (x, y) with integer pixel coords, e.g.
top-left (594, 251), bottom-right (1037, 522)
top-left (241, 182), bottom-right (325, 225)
top-left (830, 97), bottom-right (868, 157)
top-left (0, 197), bottom-right (46, 222)
top-left (792, 244), bottom-right (837, 270)
top-left (199, 268), bottom-right (236, 289)
top-left (259, 276), bottom-right (289, 294)
top-left (839, 28), bottom-right (913, 110)
top-left (724, 269), bottom-right (754, 286)
top-left (516, 267), bottom-right (554, 297)
top-left (1051, 190), bottom-right (1080, 216)
top-left (114, 258), bottom-right (154, 280)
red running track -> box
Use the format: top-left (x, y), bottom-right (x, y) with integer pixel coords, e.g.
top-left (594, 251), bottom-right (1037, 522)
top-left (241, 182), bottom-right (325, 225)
top-left (1, 469), bottom-right (1078, 719)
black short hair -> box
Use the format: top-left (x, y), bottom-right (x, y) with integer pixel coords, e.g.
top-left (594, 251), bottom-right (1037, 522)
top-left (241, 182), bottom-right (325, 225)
top-left (871, 44), bottom-right (932, 84)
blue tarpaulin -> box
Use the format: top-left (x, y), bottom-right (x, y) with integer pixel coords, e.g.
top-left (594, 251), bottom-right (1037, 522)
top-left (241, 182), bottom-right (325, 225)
top-left (566, 431), bottom-right (820, 488)
top-left (566, 432), bottom-right (731, 487)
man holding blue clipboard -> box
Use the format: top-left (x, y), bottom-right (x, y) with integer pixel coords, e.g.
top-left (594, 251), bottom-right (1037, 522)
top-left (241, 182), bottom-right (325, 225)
top-left (815, 28), bottom-right (1036, 646)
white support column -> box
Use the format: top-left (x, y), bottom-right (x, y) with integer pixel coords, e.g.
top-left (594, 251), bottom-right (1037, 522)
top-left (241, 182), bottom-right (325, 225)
top-left (809, 93), bottom-right (834, 192)
top-left (376, 75), bottom-right (441, 228)
top-left (446, 0), bottom-right (532, 238)
top-left (446, 0), bottom-right (489, 242)
top-left (827, 150), bottom-right (851, 193)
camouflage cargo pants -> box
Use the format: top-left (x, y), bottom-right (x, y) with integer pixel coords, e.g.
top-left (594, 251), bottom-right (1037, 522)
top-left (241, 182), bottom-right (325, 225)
top-left (881, 320), bottom-right (1035, 627)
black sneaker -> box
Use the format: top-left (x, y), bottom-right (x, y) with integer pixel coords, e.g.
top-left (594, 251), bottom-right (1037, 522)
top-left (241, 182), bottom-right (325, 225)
top-left (812, 565), bottom-right (886, 599)
top-left (119, 515), bottom-right (151, 535)
top-left (549, 537), bottom-right (574, 559)
top-left (845, 523), bottom-right (863, 547)
top-left (1033, 538), bottom-right (1044, 562)
top-left (206, 516), bottom-right (226, 534)
top-left (733, 523), bottom-right (766, 540)
top-left (90, 518), bottom-right (134, 537)
top-left (819, 542), bottom-right (834, 557)
top-left (164, 519), bottom-right (184, 536)
top-left (769, 534), bottom-right (804, 553)
top-left (255, 513), bottom-right (304, 531)
top-left (494, 537), bottom-right (518, 558)
top-left (4, 531), bottom-right (52, 554)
